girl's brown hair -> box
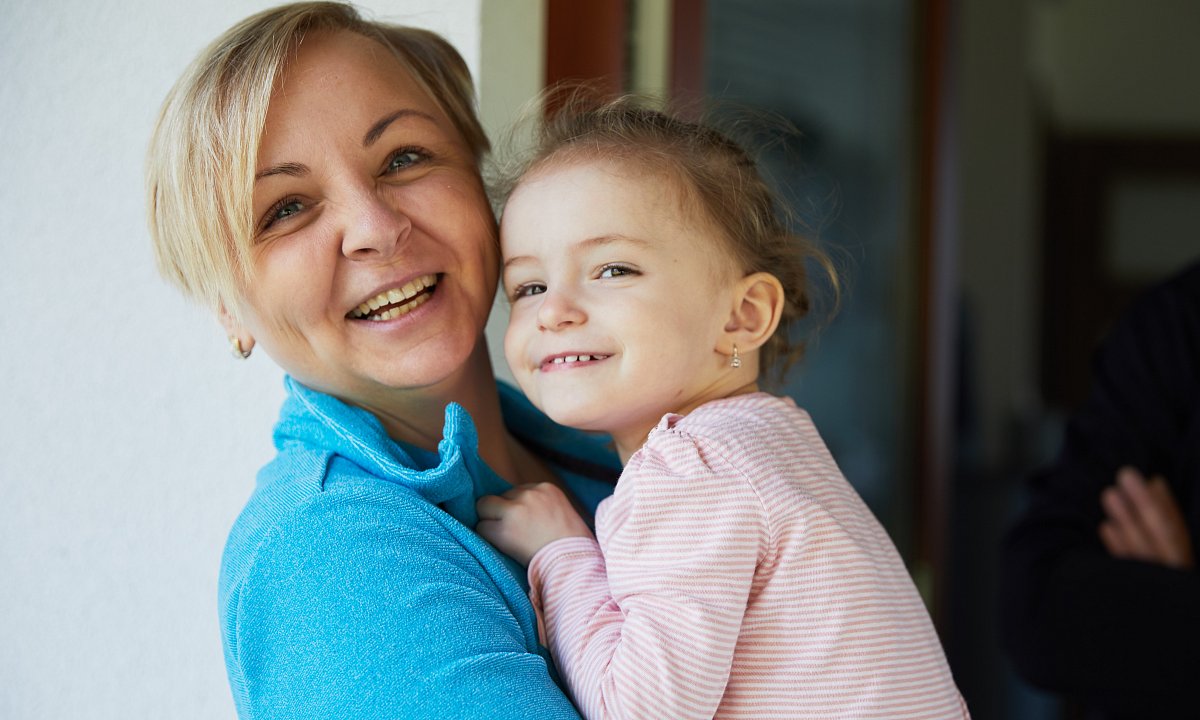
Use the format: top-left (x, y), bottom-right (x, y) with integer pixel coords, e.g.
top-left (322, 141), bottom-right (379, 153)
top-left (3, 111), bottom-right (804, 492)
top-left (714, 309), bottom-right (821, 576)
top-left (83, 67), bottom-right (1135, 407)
top-left (496, 93), bottom-right (839, 383)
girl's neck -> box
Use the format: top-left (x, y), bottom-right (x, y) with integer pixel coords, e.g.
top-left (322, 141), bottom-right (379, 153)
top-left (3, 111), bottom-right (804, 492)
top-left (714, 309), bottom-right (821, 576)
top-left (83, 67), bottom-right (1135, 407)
top-left (610, 379), bottom-right (762, 463)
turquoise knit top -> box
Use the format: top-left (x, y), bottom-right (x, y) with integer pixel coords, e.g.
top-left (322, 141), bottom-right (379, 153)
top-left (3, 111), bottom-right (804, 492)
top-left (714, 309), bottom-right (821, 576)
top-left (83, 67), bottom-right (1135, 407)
top-left (218, 377), bottom-right (618, 719)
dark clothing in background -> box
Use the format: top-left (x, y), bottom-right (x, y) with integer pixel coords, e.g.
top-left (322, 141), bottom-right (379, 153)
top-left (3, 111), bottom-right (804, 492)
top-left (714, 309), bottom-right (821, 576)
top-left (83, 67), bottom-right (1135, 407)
top-left (1001, 260), bottom-right (1200, 719)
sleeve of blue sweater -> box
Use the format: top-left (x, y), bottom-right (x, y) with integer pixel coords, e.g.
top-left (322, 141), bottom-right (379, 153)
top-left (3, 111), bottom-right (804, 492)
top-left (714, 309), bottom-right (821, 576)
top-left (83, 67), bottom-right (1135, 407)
top-left (229, 485), bottom-right (582, 720)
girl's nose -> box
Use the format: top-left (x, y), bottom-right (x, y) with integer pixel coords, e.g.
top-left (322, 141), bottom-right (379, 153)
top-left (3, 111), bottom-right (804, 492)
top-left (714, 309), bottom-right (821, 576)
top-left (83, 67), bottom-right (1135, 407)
top-left (536, 288), bottom-right (587, 331)
top-left (340, 189), bottom-right (411, 260)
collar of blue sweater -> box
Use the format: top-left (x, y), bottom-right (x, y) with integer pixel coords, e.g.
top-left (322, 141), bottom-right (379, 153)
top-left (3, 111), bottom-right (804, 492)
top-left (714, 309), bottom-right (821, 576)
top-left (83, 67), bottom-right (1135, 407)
top-left (272, 376), bottom-right (617, 529)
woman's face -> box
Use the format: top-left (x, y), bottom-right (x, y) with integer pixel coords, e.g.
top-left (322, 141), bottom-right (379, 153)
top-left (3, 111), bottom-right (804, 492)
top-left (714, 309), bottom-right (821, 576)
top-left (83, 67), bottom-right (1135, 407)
top-left (233, 30), bottom-right (498, 404)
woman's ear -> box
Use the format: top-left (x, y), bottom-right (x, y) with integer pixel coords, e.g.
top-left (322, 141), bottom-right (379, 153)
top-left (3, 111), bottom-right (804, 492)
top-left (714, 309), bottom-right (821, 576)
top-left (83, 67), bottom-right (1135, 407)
top-left (721, 272), bottom-right (784, 354)
top-left (218, 301), bottom-right (256, 358)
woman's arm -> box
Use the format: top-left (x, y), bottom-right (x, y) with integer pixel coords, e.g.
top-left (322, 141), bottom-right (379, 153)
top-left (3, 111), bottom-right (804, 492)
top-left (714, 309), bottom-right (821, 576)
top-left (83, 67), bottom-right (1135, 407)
top-left (526, 433), bottom-right (765, 720)
top-left (227, 489), bottom-right (582, 720)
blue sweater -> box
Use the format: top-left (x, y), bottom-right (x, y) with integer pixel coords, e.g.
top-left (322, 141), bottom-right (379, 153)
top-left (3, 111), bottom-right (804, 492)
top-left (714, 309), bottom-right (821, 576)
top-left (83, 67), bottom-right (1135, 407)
top-left (218, 377), bottom-right (618, 719)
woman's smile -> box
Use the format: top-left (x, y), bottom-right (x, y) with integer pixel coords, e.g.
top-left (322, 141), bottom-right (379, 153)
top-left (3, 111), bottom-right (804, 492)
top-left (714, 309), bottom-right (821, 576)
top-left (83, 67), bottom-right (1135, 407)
top-left (348, 273), bottom-right (440, 321)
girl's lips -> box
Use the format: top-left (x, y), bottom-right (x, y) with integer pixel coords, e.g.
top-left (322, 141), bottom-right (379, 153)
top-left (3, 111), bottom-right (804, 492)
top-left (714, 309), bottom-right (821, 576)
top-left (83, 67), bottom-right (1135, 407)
top-left (538, 353), bottom-right (612, 371)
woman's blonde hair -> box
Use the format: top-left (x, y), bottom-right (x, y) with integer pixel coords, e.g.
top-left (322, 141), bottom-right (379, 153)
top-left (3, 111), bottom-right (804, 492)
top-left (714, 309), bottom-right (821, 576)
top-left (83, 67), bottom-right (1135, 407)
top-left (495, 93), bottom-right (839, 383)
top-left (146, 1), bottom-right (488, 317)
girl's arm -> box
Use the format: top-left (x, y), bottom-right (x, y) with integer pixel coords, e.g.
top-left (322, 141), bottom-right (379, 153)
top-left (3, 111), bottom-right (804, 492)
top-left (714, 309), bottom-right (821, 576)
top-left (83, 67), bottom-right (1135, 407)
top-left (527, 432), bottom-right (765, 720)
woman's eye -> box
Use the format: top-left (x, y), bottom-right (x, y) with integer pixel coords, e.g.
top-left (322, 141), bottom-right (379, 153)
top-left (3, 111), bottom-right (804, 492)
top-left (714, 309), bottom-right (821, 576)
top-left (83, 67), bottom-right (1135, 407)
top-left (599, 264), bottom-right (637, 279)
top-left (259, 197), bottom-right (304, 232)
top-left (385, 149), bottom-right (426, 173)
top-left (511, 283), bottom-right (546, 300)
top-left (275, 200), bottom-right (302, 220)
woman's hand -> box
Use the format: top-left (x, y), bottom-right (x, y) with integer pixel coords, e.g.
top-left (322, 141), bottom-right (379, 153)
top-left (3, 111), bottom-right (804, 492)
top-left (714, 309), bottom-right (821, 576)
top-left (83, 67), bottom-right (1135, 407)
top-left (1099, 466), bottom-right (1194, 570)
top-left (477, 483), bottom-right (595, 566)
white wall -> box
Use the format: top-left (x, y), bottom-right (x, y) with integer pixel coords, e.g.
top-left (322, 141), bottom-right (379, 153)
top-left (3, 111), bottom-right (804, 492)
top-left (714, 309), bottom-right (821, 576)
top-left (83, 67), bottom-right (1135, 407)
top-left (0, 1), bottom-right (537, 717)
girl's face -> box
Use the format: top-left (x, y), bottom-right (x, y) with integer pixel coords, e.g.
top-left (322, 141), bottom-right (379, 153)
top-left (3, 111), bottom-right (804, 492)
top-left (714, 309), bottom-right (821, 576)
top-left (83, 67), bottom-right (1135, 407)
top-left (234, 30), bottom-right (499, 405)
top-left (501, 159), bottom-right (746, 458)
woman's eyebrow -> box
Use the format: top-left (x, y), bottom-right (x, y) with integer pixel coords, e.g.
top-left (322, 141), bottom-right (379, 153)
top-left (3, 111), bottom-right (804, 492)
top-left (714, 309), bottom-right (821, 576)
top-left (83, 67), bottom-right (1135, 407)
top-left (363, 108), bottom-right (439, 147)
top-left (255, 162), bottom-right (308, 182)
top-left (254, 109), bottom-right (440, 181)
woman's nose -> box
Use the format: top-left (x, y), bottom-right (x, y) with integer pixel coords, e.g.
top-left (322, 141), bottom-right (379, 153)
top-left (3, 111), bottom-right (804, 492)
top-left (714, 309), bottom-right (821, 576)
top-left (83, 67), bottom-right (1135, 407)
top-left (536, 288), bottom-right (587, 331)
top-left (340, 189), bottom-right (411, 259)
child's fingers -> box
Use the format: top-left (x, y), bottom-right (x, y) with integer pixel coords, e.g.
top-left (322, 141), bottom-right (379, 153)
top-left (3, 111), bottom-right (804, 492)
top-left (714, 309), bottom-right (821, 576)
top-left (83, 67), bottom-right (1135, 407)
top-left (476, 494), bottom-right (512, 521)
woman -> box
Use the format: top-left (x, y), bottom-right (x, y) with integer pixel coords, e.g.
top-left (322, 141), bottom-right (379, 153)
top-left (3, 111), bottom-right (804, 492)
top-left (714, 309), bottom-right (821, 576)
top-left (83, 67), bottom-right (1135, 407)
top-left (146, 4), bottom-right (617, 718)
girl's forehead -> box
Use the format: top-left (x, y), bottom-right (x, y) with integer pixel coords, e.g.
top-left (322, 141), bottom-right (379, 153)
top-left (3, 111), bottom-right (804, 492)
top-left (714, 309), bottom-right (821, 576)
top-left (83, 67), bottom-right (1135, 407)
top-left (504, 157), bottom-right (737, 271)
top-left (523, 153), bottom-right (689, 202)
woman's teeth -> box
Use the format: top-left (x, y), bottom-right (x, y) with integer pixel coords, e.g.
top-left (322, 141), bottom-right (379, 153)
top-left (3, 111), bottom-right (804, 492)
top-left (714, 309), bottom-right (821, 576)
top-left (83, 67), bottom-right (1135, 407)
top-left (350, 274), bottom-right (437, 320)
top-left (366, 292), bottom-right (432, 321)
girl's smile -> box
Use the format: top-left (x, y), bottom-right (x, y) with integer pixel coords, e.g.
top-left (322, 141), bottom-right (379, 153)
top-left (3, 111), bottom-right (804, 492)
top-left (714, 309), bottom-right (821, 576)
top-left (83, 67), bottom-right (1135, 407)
top-left (538, 352), bottom-right (613, 371)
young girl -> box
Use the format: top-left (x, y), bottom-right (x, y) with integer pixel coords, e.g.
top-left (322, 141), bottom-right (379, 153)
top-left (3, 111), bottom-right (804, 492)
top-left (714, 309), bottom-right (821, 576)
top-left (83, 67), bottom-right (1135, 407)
top-left (477, 98), bottom-right (968, 720)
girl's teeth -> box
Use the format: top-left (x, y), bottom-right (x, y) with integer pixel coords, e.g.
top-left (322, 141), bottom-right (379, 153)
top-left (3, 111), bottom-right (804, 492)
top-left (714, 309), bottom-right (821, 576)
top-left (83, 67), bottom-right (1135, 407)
top-left (551, 354), bottom-right (606, 364)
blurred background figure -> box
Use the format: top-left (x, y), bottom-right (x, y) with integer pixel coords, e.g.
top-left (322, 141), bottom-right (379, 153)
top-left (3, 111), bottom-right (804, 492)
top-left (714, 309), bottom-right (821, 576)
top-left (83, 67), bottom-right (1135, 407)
top-left (1001, 258), bottom-right (1200, 719)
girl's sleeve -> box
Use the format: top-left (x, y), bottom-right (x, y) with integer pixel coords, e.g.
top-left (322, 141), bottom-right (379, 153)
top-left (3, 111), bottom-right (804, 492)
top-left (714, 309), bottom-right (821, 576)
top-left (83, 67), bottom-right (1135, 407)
top-left (527, 430), bottom-right (767, 720)
top-left (229, 491), bottom-right (582, 720)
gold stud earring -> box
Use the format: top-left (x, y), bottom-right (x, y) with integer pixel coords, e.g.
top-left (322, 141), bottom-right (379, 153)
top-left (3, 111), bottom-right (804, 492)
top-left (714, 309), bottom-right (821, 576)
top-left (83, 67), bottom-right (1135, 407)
top-left (230, 336), bottom-right (251, 360)
top-left (730, 344), bottom-right (741, 369)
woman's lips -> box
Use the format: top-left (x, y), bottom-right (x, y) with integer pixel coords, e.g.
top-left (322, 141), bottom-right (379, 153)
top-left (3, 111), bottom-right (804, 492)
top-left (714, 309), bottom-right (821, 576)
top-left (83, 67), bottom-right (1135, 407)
top-left (348, 273), bottom-right (439, 321)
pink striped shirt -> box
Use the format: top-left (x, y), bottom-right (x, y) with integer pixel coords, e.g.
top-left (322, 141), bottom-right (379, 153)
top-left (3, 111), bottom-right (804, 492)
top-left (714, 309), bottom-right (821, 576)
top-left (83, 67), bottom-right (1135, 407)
top-left (528, 393), bottom-right (968, 719)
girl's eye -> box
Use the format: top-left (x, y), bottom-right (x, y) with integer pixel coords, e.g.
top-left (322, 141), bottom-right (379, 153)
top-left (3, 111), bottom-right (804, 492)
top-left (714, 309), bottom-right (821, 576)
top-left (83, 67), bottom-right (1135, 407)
top-left (511, 283), bottom-right (546, 300)
top-left (385, 149), bottom-right (427, 174)
top-left (259, 197), bottom-right (304, 232)
top-left (599, 264), bottom-right (637, 279)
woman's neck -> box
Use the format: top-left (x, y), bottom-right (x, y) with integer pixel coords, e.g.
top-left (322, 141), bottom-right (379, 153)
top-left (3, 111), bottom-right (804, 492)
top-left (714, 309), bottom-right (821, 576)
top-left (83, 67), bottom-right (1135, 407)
top-left (362, 339), bottom-right (522, 482)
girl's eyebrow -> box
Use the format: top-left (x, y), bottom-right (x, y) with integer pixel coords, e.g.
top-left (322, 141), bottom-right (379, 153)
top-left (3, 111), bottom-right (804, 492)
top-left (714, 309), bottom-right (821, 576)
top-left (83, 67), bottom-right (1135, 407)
top-left (503, 234), bottom-right (650, 270)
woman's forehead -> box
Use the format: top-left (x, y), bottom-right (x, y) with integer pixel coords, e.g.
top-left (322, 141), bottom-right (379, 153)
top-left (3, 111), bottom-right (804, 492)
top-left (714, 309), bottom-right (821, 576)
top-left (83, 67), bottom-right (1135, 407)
top-left (260, 30), bottom-right (446, 149)
top-left (271, 30), bottom-right (433, 116)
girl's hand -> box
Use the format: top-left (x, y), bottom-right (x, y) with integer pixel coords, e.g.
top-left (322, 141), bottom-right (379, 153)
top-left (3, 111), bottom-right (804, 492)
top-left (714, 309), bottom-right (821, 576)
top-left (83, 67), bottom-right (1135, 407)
top-left (1099, 466), bottom-right (1195, 570)
top-left (477, 483), bottom-right (595, 566)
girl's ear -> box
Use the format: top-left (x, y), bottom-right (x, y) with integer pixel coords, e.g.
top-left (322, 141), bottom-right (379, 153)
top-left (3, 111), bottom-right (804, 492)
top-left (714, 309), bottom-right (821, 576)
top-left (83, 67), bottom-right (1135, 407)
top-left (721, 271), bottom-right (784, 353)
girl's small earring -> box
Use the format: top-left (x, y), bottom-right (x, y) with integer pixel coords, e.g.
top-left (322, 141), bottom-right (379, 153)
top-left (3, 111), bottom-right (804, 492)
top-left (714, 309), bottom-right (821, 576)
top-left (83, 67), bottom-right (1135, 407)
top-left (730, 344), bottom-right (741, 369)
top-left (230, 337), bottom-right (252, 360)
